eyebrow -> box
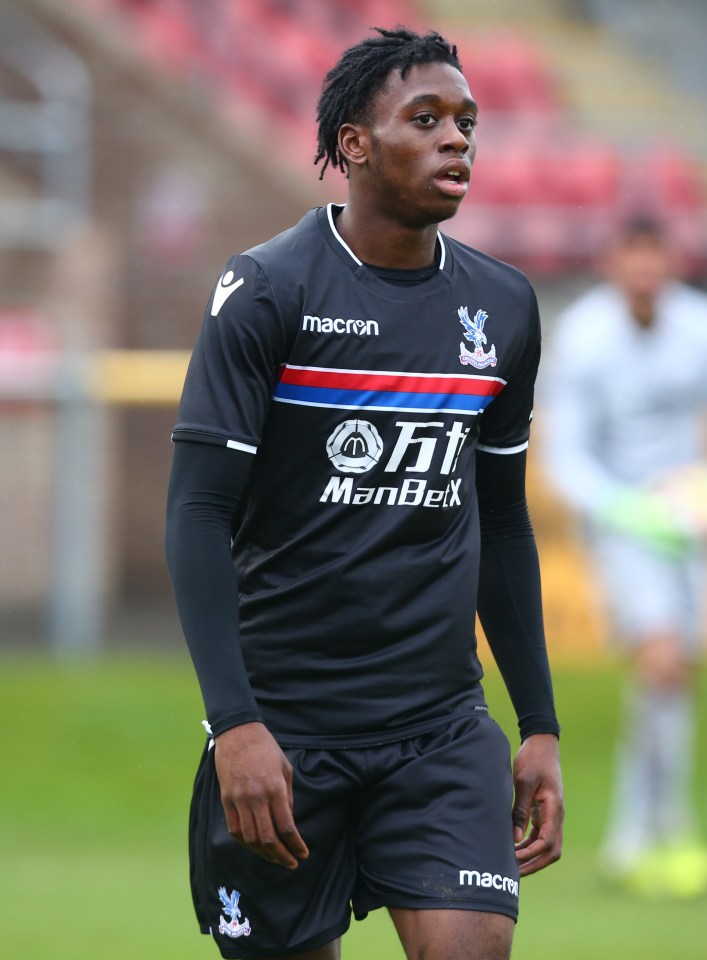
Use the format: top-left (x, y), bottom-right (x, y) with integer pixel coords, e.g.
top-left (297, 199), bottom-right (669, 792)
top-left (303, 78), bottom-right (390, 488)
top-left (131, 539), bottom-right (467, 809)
top-left (405, 93), bottom-right (478, 112)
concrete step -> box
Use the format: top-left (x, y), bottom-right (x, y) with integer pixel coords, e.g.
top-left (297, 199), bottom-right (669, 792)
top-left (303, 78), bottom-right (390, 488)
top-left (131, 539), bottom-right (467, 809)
top-left (423, 0), bottom-right (568, 27)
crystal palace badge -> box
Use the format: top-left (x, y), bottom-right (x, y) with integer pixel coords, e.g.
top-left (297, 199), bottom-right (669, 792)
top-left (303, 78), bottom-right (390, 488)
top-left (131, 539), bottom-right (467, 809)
top-left (458, 306), bottom-right (497, 369)
top-left (217, 887), bottom-right (251, 939)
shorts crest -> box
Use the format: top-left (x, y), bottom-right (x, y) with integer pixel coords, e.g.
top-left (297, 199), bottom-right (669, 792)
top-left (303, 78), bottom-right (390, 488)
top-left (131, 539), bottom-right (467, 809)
top-left (217, 886), bottom-right (251, 939)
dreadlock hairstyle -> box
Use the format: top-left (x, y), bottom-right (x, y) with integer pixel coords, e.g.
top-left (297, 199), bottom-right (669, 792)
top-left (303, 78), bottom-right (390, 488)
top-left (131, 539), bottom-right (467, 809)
top-left (314, 26), bottom-right (462, 179)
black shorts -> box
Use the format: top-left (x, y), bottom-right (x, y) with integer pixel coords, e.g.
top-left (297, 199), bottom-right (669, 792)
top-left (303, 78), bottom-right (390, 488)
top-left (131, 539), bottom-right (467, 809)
top-left (189, 712), bottom-right (519, 959)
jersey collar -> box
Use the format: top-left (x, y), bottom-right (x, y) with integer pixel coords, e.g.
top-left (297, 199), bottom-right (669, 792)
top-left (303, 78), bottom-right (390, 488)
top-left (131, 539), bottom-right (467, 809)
top-left (325, 202), bottom-right (449, 275)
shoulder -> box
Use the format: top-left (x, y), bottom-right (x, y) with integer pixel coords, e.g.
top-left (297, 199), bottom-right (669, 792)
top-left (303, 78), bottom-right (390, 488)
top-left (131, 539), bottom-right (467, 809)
top-left (542, 285), bottom-right (617, 380)
top-left (553, 284), bottom-right (617, 340)
top-left (443, 235), bottom-right (538, 355)
top-left (240, 208), bottom-right (322, 281)
top-left (665, 284), bottom-right (707, 359)
top-left (444, 234), bottom-right (535, 297)
top-left (669, 280), bottom-right (707, 305)
top-left (666, 281), bottom-right (707, 330)
top-left (211, 209), bottom-right (323, 318)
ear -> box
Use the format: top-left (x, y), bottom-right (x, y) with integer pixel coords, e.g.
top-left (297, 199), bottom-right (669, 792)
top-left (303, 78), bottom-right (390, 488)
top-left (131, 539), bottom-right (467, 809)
top-left (338, 122), bottom-right (370, 170)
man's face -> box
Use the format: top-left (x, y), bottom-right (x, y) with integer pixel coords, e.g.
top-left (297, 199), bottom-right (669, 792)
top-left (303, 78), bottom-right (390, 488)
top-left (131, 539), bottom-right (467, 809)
top-left (610, 234), bottom-right (672, 305)
top-left (357, 61), bottom-right (478, 227)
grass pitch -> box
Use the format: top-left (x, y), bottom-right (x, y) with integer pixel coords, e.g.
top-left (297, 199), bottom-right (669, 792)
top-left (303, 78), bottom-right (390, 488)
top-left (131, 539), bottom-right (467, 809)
top-left (0, 652), bottom-right (705, 959)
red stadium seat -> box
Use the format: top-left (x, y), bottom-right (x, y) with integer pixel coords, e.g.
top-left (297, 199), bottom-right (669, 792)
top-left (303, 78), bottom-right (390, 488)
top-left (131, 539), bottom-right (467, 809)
top-left (459, 34), bottom-right (560, 114)
top-left (65, 0), bottom-right (707, 273)
top-left (642, 146), bottom-right (704, 209)
top-left (543, 137), bottom-right (621, 207)
top-left (471, 140), bottom-right (543, 206)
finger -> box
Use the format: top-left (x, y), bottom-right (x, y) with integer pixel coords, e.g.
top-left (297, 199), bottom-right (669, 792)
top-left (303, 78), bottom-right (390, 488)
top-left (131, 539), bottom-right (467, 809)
top-left (515, 831), bottom-right (538, 853)
top-left (517, 829), bottom-right (563, 876)
top-left (228, 799), bottom-right (289, 867)
top-left (272, 792), bottom-right (309, 861)
top-left (222, 801), bottom-right (244, 844)
top-left (516, 834), bottom-right (551, 865)
top-left (511, 786), bottom-right (533, 844)
top-left (283, 760), bottom-right (295, 810)
top-left (514, 823), bottom-right (540, 852)
top-left (515, 812), bottom-right (563, 874)
top-left (250, 799), bottom-right (300, 869)
top-left (232, 803), bottom-right (259, 850)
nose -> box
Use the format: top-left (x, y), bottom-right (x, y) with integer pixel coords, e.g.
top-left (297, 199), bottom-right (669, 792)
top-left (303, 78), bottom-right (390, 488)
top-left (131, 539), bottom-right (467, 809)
top-left (439, 116), bottom-right (470, 154)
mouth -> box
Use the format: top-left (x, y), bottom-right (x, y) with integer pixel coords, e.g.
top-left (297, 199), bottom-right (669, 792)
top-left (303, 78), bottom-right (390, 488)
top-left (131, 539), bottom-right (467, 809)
top-left (433, 163), bottom-right (471, 199)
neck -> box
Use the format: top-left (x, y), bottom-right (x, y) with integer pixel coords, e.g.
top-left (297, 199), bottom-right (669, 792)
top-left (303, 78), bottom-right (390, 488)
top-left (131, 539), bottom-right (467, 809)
top-left (336, 202), bottom-right (439, 269)
top-left (629, 295), bottom-right (657, 329)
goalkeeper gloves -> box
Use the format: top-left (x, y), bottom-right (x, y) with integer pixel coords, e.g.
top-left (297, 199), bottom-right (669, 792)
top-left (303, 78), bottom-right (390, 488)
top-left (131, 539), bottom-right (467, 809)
top-left (594, 487), bottom-right (695, 556)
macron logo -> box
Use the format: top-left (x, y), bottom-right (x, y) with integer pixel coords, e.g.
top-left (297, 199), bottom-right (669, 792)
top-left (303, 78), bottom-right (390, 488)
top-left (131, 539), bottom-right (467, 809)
top-left (302, 314), bottom-right (379, 337)
top-left (459, 870), bottom-right (518, 897)
top-left (211, 271), bottom-right (244, 316)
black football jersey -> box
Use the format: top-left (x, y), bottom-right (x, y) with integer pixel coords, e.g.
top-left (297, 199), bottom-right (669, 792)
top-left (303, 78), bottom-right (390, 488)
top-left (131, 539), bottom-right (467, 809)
top-left (173, 204), bottom-right (540, 744)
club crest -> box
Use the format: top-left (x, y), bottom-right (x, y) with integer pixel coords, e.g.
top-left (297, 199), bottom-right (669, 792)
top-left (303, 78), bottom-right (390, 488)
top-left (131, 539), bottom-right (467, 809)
top-left (217, 887), bottom-right (251, 939)
top-left (458, 306), bottom-right (497, 369)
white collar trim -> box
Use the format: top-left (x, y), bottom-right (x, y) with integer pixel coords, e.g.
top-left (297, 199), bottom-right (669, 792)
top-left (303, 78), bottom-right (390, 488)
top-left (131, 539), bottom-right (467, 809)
top-left (327, 203), bottom-right (362, 265)
top-left (326, 203), bottom-right (446, 271)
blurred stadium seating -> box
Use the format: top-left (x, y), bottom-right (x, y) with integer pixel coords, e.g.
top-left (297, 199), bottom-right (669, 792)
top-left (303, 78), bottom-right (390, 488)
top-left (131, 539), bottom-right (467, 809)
top-left (69, 0), bottom-right (707, 272)
top-left (1, 0), bottom-right (705, 655)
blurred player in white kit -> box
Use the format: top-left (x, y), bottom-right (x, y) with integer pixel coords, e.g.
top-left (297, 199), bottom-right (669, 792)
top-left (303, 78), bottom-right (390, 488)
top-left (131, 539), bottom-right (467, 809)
top-left (543, 215), bottom-right (707, 896)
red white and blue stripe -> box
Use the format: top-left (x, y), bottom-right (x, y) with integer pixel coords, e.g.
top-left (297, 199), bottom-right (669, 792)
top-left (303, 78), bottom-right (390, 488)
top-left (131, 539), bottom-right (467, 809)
top-left (274, 365), bottom-right (505, 415)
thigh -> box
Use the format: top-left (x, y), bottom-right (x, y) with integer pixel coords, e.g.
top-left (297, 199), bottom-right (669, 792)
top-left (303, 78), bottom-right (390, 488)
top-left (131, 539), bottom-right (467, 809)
top-left (261, 945), bottom-right (341, 960)
top-left (189, 742), bottom-right (356, 958)
top-left (589, 531), bottom-right (698, 645)
top-left (390, 907), bottom-right (514, 960)
top-left (352, 714), bottom-right (519, 923)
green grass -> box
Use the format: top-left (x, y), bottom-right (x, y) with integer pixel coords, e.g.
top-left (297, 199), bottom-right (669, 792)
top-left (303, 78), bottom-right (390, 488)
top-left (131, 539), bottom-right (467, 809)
top-left (0, 653), bottom-right (705, 959)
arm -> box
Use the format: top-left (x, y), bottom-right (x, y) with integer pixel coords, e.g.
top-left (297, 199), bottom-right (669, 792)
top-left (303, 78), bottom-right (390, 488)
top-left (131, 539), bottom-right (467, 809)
top-left (165, 440), bottom-right (308, 869)
top-left (165, 252), bottom-right (307, 870)
top-left (474, 277), bottom-right (565, 869)
top-left (476, 448), bottom-right (563, 875)
top-left (476, 450), bottom-right (558, 741)
top-left (542, 318), bottom-right (690, 553)
top-left (165, 441), bottom-right (259, 734)
top-left (540, 340), bottom-right (623, 516)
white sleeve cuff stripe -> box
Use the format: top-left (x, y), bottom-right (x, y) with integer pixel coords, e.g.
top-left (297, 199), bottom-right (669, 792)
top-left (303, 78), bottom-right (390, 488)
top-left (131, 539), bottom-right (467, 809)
top-left (226, 439), bottom-right (258, 454)
top-left (476, 441), bottom-right (529, 455)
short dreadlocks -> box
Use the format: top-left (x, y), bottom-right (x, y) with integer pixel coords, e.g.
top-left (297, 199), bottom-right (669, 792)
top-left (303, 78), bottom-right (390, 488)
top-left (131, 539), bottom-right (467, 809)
top-left (314, 26), bottom-right (462, 179)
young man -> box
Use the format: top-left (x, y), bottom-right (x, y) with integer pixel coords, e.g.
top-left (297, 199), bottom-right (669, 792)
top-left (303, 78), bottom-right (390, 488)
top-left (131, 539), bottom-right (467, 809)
top-left (166, 27), bottom-right (563, 960)
top-left (543, 216), bottom-right (707, 897)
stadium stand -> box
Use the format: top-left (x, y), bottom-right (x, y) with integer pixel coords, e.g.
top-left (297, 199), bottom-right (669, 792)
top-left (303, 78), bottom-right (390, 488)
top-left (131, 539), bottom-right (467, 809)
top-left (3, 0), bottom-right (704, 654)
top-left (67, 0), bottom-right (706, 272)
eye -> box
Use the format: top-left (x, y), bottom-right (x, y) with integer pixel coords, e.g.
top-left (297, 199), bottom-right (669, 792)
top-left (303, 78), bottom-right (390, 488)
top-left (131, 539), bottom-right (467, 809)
top-left (414, 113), bottom-right (437, 126)
top-left (457, 115), bottom-right (478, 132)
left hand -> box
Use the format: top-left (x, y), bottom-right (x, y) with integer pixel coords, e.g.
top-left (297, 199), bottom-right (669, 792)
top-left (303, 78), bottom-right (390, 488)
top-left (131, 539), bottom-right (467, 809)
top-left (511, 733), bottom-right (564, 876)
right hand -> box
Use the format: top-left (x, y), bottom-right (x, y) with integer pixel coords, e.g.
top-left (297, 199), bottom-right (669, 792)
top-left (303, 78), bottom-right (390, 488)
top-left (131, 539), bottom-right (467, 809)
top-left (214, 722), bottom-right (309, 870)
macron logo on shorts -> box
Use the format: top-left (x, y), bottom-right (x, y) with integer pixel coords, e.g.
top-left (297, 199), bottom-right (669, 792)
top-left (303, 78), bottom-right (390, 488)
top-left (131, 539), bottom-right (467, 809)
top-left (459, 869), bottom-right (518, 897)
top-left (211, 272), bottom-right (244, 316)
